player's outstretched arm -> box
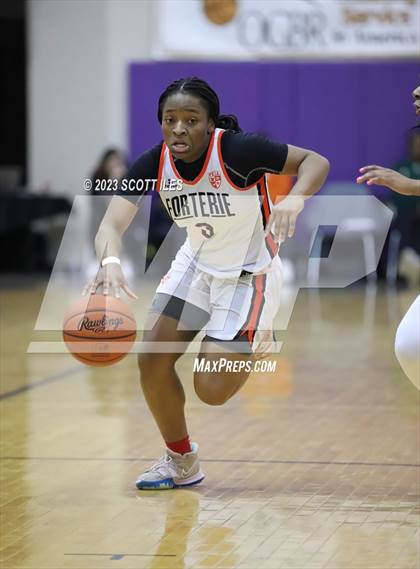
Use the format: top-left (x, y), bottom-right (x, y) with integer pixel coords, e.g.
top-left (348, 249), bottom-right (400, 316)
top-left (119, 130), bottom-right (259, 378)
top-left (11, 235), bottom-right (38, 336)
top-left (357, 165), bottom-right (420, 196)
top-left (83, 196), bottom-right (139, 299)
top-left (266, 146), bottom-right (330, 243)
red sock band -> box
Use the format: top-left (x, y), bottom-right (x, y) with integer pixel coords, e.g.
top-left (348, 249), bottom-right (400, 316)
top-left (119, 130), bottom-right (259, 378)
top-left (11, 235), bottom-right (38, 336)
top-left (166, 436), bottom-right (192, 455)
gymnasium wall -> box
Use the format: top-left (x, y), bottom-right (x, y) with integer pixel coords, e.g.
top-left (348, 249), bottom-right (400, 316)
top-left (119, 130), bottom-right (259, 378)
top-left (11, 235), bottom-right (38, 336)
top-left (26, 0), bottom-right (418, 270)
top-left (27, 0), bottom-right (153, 196)
top-left (129, 61), bottom-right (419, 182)
top-left (27, 1), bottom-right (418, 195)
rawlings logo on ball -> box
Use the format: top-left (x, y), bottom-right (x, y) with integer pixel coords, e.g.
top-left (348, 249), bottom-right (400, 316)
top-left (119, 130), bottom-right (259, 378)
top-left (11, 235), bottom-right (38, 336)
top-left (78, 315), bottom-right (124, 333)
top-left (209, 170), bottom-right (221, 189)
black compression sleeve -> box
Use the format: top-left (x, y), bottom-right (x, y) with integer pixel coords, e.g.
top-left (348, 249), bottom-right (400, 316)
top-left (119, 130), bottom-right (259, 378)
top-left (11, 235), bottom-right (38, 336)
top-left (220, 131), bottom-right (289, 188)
top-left (116, 142), bottom-right (162, 205)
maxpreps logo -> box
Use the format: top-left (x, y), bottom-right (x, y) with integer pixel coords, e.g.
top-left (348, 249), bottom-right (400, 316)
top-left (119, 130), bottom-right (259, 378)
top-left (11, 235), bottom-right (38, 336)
top-left (208, 170), bottom-right (221, 189)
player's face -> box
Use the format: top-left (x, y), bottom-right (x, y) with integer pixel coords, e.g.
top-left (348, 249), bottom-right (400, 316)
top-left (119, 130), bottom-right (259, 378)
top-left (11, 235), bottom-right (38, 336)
top-left (413, 84), bottom-right (420, 116)
top-left (161, 93), bottom-right (215, 162)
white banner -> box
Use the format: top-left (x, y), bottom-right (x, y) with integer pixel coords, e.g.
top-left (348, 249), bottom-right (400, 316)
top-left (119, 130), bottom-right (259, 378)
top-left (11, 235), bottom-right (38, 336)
top-left (153, 0), bottom-right (420, 59)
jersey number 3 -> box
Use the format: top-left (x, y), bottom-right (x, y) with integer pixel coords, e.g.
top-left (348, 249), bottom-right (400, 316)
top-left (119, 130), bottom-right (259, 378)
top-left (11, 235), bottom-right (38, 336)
top-left (195, 223), bottom-right (214, 239)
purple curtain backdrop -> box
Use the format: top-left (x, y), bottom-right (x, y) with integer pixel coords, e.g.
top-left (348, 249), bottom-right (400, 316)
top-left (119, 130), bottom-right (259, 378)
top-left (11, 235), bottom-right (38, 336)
top-left (129, 61), bottom-right (419, 183)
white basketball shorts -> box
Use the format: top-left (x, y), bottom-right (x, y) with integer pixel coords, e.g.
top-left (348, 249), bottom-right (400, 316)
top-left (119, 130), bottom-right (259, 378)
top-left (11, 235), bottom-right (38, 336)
top-left (149, 240), bottom-right (283, 354)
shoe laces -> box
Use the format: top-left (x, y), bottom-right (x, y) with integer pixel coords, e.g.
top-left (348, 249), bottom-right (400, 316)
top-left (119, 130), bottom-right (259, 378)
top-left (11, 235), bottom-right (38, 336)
top-left (148, 453), bottom-right (175, 477)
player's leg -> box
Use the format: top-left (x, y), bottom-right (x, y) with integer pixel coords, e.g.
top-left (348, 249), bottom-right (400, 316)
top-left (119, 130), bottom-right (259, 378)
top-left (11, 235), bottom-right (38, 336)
top-left (138, 241), bottom-right (210, 437)
top-left (136, 293), bottom-right (210, 490)
top-left (194, 258), bottom-right (282, 405)
top-left (394, 295), bottom-right (420, 390)
top-left (194, 336), bottom-right (254, 405)
top-left (138, 311), bottom-right (197, 443)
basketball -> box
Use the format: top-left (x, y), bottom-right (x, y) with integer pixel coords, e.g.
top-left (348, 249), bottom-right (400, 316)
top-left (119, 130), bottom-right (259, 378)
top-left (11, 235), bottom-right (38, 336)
top-left (63, 294), bottom-right (137, 366)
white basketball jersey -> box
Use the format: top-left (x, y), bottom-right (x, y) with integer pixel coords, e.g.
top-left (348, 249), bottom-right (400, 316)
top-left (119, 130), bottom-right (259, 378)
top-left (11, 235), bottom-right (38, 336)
top-left (157, 128), bottom-right (278, 278)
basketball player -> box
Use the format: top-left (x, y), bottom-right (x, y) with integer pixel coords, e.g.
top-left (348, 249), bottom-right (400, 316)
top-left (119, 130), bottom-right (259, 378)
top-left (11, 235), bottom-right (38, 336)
top-left (87, 77), bottom-right (330, 489)
top-left (357, 83), bottom-right (420, 389)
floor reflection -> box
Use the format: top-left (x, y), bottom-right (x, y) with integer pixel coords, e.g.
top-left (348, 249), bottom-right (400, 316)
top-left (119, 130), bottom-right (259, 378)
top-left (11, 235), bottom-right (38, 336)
top-left (137, 489), bottom-right (238, 569)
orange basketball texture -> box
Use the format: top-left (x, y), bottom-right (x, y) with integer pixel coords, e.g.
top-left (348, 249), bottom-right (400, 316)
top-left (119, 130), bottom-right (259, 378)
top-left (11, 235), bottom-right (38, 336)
top-left (63, 295), bottom-right (137, 366)
top-left (203, 0), bottom-right (237, 25)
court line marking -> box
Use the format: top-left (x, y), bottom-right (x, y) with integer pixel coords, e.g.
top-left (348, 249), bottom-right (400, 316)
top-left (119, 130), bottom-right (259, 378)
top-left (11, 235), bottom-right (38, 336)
top-left (64, 553), bottom-right (176, 558)
top-left (0, 365), bottom-right (83, 401)
top-left (0, 456), bottom-right (418, 468)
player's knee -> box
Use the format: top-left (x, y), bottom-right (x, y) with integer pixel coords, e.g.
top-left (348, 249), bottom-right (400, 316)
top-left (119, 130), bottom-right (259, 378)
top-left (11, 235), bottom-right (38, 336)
top-left (197, 388), bottom-right (230, 406)
top-left (194, 376), bottom-right (230, 406)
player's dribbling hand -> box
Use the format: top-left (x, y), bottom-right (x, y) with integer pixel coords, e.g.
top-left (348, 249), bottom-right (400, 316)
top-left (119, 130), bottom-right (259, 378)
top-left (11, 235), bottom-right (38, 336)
top-left (357, 165), bottom-right (418, 196)
top-left (265, 195), bottom-right (305, 243)
top-left (82, 265), bottom-right (138, 299)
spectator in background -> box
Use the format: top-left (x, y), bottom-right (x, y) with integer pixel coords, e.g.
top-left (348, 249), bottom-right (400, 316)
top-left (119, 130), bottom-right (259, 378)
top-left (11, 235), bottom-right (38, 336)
top-left (92, 147), bottom-right (128, 182)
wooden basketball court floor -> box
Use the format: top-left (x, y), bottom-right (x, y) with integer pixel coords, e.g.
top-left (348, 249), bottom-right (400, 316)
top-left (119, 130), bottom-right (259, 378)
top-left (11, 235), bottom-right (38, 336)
top-left (0, 280), bottom-right (419, 569)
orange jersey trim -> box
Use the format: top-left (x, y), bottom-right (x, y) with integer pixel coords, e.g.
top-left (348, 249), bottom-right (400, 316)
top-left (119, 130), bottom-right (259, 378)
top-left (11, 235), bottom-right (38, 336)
top-left (240, 274), bottom-right (267, 343)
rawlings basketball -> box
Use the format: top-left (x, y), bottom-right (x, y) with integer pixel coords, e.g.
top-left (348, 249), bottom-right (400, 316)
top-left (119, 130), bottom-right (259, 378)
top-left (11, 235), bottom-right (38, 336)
top-left (63, 294), bottom-right (137, 366)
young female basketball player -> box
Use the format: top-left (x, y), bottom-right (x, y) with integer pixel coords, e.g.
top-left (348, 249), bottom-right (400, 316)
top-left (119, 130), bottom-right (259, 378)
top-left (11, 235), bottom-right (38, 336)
top-left (357, 83), bottom-right (420, 390)
top-left (87, 77), bottom-right (330, 489)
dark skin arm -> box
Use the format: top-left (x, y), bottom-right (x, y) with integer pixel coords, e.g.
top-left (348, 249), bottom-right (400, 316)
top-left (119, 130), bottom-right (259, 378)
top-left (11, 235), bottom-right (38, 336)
top-left (83, 196), bottom-right (139, 298)
top-left (357, 165), bottom-right (420, 196)
top-left (265, 145), bottom-right (330, 243)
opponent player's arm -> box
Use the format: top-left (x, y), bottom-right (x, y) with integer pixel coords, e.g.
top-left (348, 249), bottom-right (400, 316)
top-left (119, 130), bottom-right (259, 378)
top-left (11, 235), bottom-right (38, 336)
top-left (356, 165), bottom-right (420, 196)
top-left (84, 196), bottom-right (139, 298)
top-left (266, 145), bottom-right (330, 242)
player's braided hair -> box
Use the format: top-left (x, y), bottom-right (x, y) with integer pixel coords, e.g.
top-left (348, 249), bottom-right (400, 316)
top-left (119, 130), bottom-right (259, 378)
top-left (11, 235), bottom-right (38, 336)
top-left (157, 77), bottom-right (242, 133)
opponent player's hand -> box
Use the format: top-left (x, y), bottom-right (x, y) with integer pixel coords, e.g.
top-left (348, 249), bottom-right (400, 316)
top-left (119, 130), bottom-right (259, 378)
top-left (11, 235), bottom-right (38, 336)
top-left (357, 165), bottom-right (419, 196)
top-left (82, 265), bottom-right (138, 299)
top-left (265, 195), bottom-right (305, 243)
